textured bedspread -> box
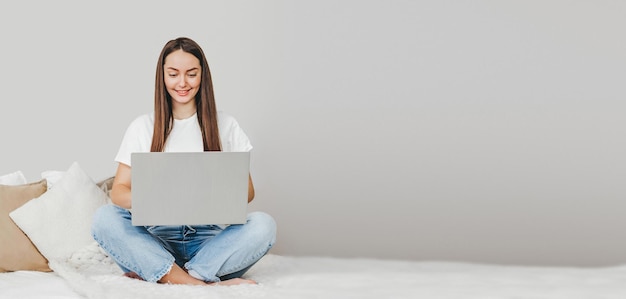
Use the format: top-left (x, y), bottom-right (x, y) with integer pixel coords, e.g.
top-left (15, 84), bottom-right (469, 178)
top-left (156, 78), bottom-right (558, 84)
top-left (2, 242), bottom-right (626, 299)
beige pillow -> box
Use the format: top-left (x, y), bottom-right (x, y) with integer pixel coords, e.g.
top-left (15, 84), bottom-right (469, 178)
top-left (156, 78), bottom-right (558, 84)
top-left (0, 179), bottom-right (50, 272)
top-left (96, 176), bottom-right (115, 198)
top-left (10, 162), bottom-right (108, 262)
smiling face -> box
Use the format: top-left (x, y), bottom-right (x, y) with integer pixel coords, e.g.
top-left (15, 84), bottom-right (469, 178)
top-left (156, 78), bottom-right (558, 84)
top-left (163, 49), bottom-right (202, 111)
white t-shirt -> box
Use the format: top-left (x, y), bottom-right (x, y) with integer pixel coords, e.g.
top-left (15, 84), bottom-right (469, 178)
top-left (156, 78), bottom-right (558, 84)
top-left (115, 111), bottom-right (253, 167)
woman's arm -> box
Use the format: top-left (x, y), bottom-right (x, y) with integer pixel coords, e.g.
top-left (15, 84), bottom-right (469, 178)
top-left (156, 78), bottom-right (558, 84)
top-left (248, 174), bottom-right (255, 203)
top-left (111, 163), bottom-right (133, 209)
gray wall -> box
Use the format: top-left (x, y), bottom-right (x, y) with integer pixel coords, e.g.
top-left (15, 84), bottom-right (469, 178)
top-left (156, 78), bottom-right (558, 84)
top-left (1, 1), bottom-right (625, 266)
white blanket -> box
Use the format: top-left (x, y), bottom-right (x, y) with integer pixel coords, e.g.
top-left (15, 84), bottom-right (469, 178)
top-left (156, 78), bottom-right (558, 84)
top-left (22, 242), bottom-right (626, 299)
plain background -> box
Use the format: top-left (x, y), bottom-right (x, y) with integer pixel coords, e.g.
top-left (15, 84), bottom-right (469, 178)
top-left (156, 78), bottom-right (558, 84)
top-left (1, 1), bottom-right (625, 267)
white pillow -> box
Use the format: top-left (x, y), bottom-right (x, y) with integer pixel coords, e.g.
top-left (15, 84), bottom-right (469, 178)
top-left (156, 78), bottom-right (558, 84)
top-left (0, 171), bottom-right (27, 186)
top-left (9, 162), bottom-right (108, 261)
top-left (41, 170), bottom-right (66, 190)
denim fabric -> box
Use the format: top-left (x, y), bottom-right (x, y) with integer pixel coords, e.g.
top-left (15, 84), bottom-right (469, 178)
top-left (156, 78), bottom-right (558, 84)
top-left (91, 204), bottom-right (276, 283)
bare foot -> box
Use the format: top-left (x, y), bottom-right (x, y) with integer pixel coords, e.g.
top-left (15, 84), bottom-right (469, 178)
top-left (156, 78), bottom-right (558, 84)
top-left (208, 278), bottom-right (257, 286)
top-left (158, 264), bottom-right (208, 285)
top-left (149, 263), bottom-right (258, 286)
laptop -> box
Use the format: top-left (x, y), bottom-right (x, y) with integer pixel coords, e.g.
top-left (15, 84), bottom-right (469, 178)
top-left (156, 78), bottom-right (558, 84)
top-left (130, 151), bottom-right (250, 226)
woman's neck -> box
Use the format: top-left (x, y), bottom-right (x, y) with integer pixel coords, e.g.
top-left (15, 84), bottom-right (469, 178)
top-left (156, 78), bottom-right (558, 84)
top-left (172, 103), bottom-right (197, 120)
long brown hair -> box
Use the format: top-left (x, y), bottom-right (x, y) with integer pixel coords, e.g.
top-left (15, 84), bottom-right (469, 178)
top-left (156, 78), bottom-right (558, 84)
top-left (150, 37), bottom-right (221, 152)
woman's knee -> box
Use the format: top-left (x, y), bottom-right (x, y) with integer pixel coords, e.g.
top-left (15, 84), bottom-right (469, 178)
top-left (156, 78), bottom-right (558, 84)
top-left (247, 211), bottom-right (277, 245)
top-left (91, 204), bottom-right (128, 237)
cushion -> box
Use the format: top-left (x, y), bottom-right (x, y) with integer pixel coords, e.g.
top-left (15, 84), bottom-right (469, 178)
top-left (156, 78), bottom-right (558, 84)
top-left (0, 179), bottom-right (50, 272)
top-left (41, 170), bottom-right (66, 190)
top-left (0, 171), bottom-right (27, 186)
top-left (44, 172), bottom-right (114, 194)
top-left (95, 176), bottom-right (115, 197)
top-left (9, 162), bottom-right (108, 262)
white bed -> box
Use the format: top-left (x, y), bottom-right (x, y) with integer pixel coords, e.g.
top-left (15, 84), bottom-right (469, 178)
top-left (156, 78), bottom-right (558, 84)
top-left (2, 168), bottom-right (626, 299)
top-left (2, 249), bottom-right (626, 299)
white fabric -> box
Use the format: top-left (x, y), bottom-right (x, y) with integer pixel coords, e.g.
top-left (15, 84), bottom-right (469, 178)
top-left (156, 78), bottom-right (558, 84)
top-left (115, 111), bottom-right (253, 166)
top-left (0, 270), bottom-right (79, 299)
top-left (0, 170), bottom-right (27, 185)
top-left (2, 246), bottom-right (626, 299)
top-left (40, 170), bottom-right (66, 190)
top-left (9, 162), bottom-right (108, 261)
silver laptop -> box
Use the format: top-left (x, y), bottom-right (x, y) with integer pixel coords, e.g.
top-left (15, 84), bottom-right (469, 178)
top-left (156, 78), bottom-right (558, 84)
top-left (130, 151), bottom-right (250, 226)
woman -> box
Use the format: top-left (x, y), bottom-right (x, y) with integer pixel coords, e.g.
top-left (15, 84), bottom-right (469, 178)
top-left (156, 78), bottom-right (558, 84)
top-left (91, 37), bottom-right (277, 286)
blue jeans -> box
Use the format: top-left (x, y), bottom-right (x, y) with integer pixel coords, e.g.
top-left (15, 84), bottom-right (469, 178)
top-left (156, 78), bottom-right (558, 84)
top-left (91, 204), bottom-right (277, 283)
